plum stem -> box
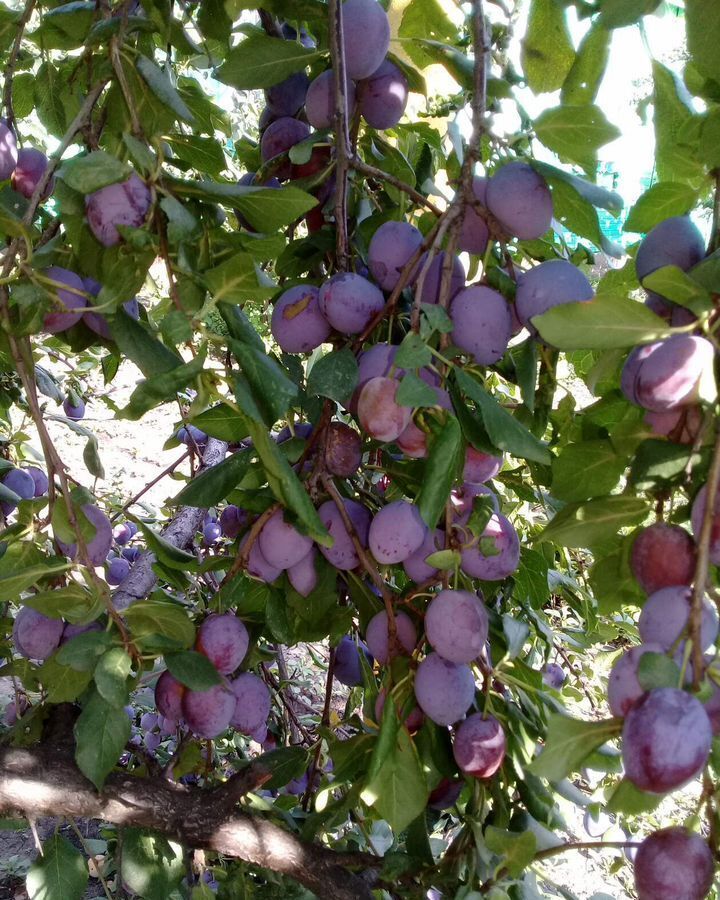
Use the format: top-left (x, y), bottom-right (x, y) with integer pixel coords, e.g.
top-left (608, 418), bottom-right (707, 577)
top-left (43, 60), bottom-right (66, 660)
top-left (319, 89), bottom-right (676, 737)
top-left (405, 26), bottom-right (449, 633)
top-left (1, 0), bottom-right (36, 133)
top-left (110, 449), bottom-right (190, 522)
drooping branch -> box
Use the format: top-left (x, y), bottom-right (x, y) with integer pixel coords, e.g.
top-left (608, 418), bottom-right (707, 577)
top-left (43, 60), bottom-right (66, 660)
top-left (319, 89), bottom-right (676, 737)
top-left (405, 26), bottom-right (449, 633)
top-left (0, 743), bottom-right (378, 900)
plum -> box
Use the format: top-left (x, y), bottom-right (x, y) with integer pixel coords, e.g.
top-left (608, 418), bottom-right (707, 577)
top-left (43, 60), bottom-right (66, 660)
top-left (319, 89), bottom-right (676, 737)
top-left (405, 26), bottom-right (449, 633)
top-left (106, 556), bottom-right (130, 586)
top-left (82, 277), bottom-right (139, 340)
top-left (61, 621), bottom-right (103, 644)
top-left (622, 687), bottom-right (712, 793)
top-left (691, 483), bottom-right (720, 565)
top-left (220, 505), bottom-right (248, 540)
top-left (357, 376), bottom-right (412, 442)
top-left (155, 670), bottom-right (185, 721)
top-left (630, 523), bottom-right (697, 594)
top-left (415, 252), bottom-right (465, 306)
top-left (13, 607), bottom-right (63, 660)
top-left (56, 504), bottom-right (113, 566)
top-left (316, 498), bottom-right (371, 570)
top-left (305, 70), bottom-right (356, 129)
top-left (374, 688), bottom-right (424, 732)
top-left (197, 613), bottom-right (249, 674)
top-left (341, 0), bottom-right (390, 80)
top-left (486, 162), bottom-right (553, 241)
top-left (542, 662), bottom-right (565, 690)
top-left (271, 285), bottom-right (330, 353)
top-left (42, 267), bottom-right (87, 333)
top-left (457, 176), bottom-right (490, 255)
top-left (324, 422), bottom-right (361, 476)
top-left (0, 121), bottom-right (17, 181)
top-left (368, 220), bottom-right (424, 292)
top-left (230, 672), bottom-right (271, 735)
top-left (638, 585), bottom-right (718, 651)
top-left (287, 547), bottom-right (319, 596)
top-left (12, 147), bottom-right (54, 200)
top-left (459, 513), bottom-right (520, 581)
top-left (607, 642), bottom-right (666, 718)
top-left (26, 467), bottom-right (49, 497)
top-left (636, 216), bottom-right (706, 284)
top-left (258, 509), bottom-right (313, 570)
top-left (203, 521), bottom-right (222, 546)
top-left (177, 424), bottom-right (207, 449)
top-left (260, 117), bottom-right (311, 179)
top-left (280, 23), bottom-right (315, 47)
top-left (357, 342), bottom-right (398, 384)
top-left (182, 683), bottom-right (236, 738)
top-left (463, 447), bottom-right (502, 483)
top-left (241, 534), bottom-right (282, 583)
top-left (360, 60), bottom-right (409, 129)
top-left (2, 468), bottom-right (35, 501)
top-left (450, 285), bottom-right (512, 366)
top-left (634, 827), bottom-right (714, 900)
top-left (403, 527), bottom-right (443, 582)
top-left (645, 405), bottom-right (703, 444)
top-left (451, 482), bottom-right (500, 518)
top-left (333, 635), bottom-right (371, 687)
top-left (121, 546), bottom-right (141, 563)
top-left (633, 335), bottom-right (715, 412)
top-left (428, 777), bottom-right (464, 810)
top-left (86, 173), bottom-right (152, 247)
top-left (63, 396), bottom-right (86, 420)
top-left (621, 342), bottom-right (662, 406)
top-left (113, 523), bottom-right (133, 546)
top-left (319, 272), bottom-right (385, 334)
top-left (414, 652), bottom-right (475, 726)
top-left (265, 71), bottom-right (309, 117)
top-left (515, 259), bottom-right (594, 331)
top-left (365, 609), bottom-right (417, 663)
top-left (583, 809), bottom-right (612, 839)
top-left (396, 387), bottom-right (452, 459)
top-left (452, 713), bottom-right (506, 778)
top-left (425, 589), bottom-right (488, 664)
top-left (368, 500), bottom-right (426, 564)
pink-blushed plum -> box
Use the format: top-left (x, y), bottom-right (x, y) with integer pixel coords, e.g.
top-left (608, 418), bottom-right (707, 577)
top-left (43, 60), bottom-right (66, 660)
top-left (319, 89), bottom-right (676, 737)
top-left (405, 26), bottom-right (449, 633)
top-left (106, 556), bottom-right (130, 585)
top-left (374, 688), bottom-right (424, 732)
top-left (82, 277), bottom-right (139, 340)
top-left (368, 220), bottom-right (423, 292)
top-left (305, 70), bottom-right (356, 129)
top-left (182, 684), bottom-right (236, 738)
top-left (415, 252), bottom-right (465, 306)
top-left (324, 422), bottom-right (361, 477)
top-left (357, 376), bottom-right (412, 442)
top-left (13, 607), bottom-right (63, 660)
top-left (542, 662), bottom-right (565, 689)
top-left (56, 504), bottom-right (113, 566)
top-left (691, 484), bottom-right (720, 565)
top-left (457, 176), bottom-right (489, 255)
top-left (42, 267), bottom-right (87, 333)
top-left (0, 122), bottom-right (17, 181)
top-left (414, 652), bottom-right (475, 726)
top-left (607, 642), bottom-right (666, 718)
top-left (622, 687), bottom-right (712, 793)
top-left (260, 117), bottom-right (311, 180)
top-left (319, 272), bottom-right (385, 334)
top-left (230, 672), bottom-right (271, 734)
top-left (3, 468), bottom-right (35, 501)
top-left (271, 284), bottom-right (330, 353)
top-left (86, 173), bottom-right (152, 247)
top-left (341, 0), bottom-right (390, 79)
top-left (365, 609), bottom-right (417, 663)
top-left (515, 259), bottom-right (594, 330)
top-left (621, 342), bottom-right (662, 406)
top-left (241, 533), bottom-right (282, 583)
top-left (258, 509), bottom-right (313, 570)
top-left (360, 60), bottom-right (408, 129)
top-left (460, 513), bottom-right (520, 580)
top-left (451, 483), bottom-right (500, 519)
top-left (403, 527), bottom-right (444, 582)
top-left (334, 635), bottom-right (371, 687)
top-left (463, 447), bottom-right (502, 483)
top-left (197, 613), bottom-right (249, 674)
top-left (155, 670), bottom-right (185, 721)
top-left (396, 387), bottom-right (452, 459)
top-left (634, 827), bottom-right (714, 900)
top-left (12, 147), bottom-right (54, 200)
top-left (369, 500), bottom-right (426, 564)
top-left (316, 498), bottom-right (371, 570)
top-left (220, 505), bottom-right (248, 540)
top-left (26, 466), bottom-right (48, 497)
top-left (265, 71), bottom-right (309, 117)
top-left (486, 162), bottom-right (553, 241)
top-left (428, 777), bottom-right (463, 810)
top-left (633, 335), bottom-right (715, 413)
top-left (452, 713), bottom-right (506, 778)
top-left (425, 589), bottom-right (488, 664)
top-left (287, 546), bottom-right (318, 596)
top-left (636, 216), bottom-right (706, 284)
top-left (63, 396), bottom-right (85, 420)
top-left (450, 285), bottom-right (512, 366)
top-left (113, 522), bottom-right (133, 545)
top-left (638, 585), bottom-right (718, 651)
top-left (645, 405), bottom-right (703, 445)
top-left (630, 523), bottom-right (697, 594)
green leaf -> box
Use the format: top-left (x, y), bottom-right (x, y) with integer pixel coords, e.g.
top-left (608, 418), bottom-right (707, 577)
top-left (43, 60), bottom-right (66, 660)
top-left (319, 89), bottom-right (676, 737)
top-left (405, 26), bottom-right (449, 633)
top-left (544, 174), bottom-right (604, 246)
top-left (306, 349), bottom-right (358, 407)
top-left (425, 548), bottom-right (461, 570)
top-left (174, 450), bottom-right (250, 508)
top-left (163, 134), bottom-right (226, 177)
top-left (485, 827), bottom-right (537, 878)
top-left (230, 341), bottom-right (298, 425)
top-left (39, 657), bottom-right (93, 703)
top-left (394, 332), bottom-right (432, 369)
top-left (216, 33), bottom-right (321, 89)
top-left (652, 61), bottom-right (703, 184)
top-left (398, 0), bottom-right (458, 69)
top-left (108, 311), bottom-right (183, 378)
top-left (637, 652), bottom-right (681, 692)
top-left (205, 253), bottom-right (274, 304)
top-left (136, 55), bottom-right (195, 125)
top-left (159, 196), bottom-right (198, 242)
top-left (122, 354), bottom-right (207, 420)
top-left (120, 829), bottom-right (184, 900)
top-left (58, 151), bottom-right (132, 194)
top-left (26, 834), bottom-right (88, 900)
top-left (395, 372), bottom-right (439, 407)
top-left (23, 585), bottom-right (98, 624)
top-left (74, 689), bottom-right (132, 788)
top-left (361, 695), bottom-right (429, 832)
top-left (642, 266), bottom-right (713, 313)
top-left (417, 416), bottom-right (462, 527)
top-left (629, 439), bottom-right (702, 491)
top-left (259, 747), bottom-right (309, 790)
top-left (0, 559), bottom-right (71, 602)
top-left (534, 104), bottom-right (620, 174)
top-left (513, 547), bottom-right (550, 609)
top-left (536, 495), bottom-right (649, 548)
top-left (123, 600), bottom-right (195, 647)
top-left (624, 182), bottom-right (699, 233)
top-left (134, 523), bottom-right (199, 572)
top-left (561, 21), bottom-right (610, 106)
top-left (599, 0), bottom-right (661, 28)
top-left (606, 778), bottom-right (662, 814)
top-left (190, 403), bottom-right (250, 442)
top-left (57, 632), bottom-right (114, 672)
top-left (533, 294), bottom-right (672, 350)
top-left (95, 647), bottom-right (132, 707)
top-left (529, 714), bottom-right (621, 781)
top-left (165, 651), bottom-right (222, 690)
top-left (521, 0), bottom-right (575, 94)
top-left (455, 369), bottom-right (551, 465)
top-left (685, 0), bottom-right (720, 88)
top-left (551, 440), bottom-right (627, 503)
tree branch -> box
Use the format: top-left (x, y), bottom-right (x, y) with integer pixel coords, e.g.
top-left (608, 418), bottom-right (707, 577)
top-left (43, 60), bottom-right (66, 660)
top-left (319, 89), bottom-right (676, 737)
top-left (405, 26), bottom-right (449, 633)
top-left (329, 0), bottom-right (351, 271)
top-left (350, 157), bottom-right (443, 216)
top-left (2, 0), bottom-right (36, 132)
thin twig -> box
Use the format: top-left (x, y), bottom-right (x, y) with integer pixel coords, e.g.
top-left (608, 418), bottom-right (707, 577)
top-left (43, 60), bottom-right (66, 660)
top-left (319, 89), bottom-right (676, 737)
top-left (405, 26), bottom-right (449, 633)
top-left (111, 450), bottom-right (190, 522)
top-left (329, 0), bottom-right (351, 271)
top-left (350, 157), bottom-right (443, 215)
top-left (2, 0), bottom-right (36, 132)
